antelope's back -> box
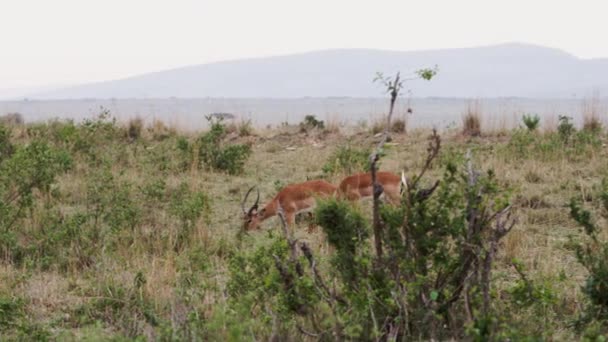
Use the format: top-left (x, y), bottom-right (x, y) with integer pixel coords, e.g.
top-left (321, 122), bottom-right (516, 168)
top-left (304, 179), bottom-right (337, 196)
top-left (338, 172), bottom-right (372, 192)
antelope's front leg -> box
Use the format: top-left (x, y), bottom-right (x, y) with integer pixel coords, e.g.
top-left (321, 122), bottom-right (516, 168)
top-left (285, 212), bottom-right (296, 227)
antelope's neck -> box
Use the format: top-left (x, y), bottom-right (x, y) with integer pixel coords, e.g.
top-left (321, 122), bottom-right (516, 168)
top-left (260, 200), bottom-right (279, 221)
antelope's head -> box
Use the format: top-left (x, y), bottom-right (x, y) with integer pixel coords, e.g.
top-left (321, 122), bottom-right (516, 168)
top-left (241, 186), bottom-right (262, 231)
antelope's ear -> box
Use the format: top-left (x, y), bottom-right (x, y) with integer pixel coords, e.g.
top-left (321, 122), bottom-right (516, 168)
top-left (258, 208), bottom-right (266, 217)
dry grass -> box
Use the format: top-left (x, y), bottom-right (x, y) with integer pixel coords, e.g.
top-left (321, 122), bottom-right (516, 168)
top-left (0, 112), bottom-right (24, 125)
top-left (582, 93), bottom-right (604, 132)
top-left (391, 118), bottom-right (407, 134)
top-left (543, 114), bottom-right (558, 133)
top-left (147, 119), bottom-right (177, 140)
top-left (324, 115), bottom-right (342, 134)
top-left (369, 115), bottom-right (386, 135)
top-left (126, 116), bottom-right (144, 140)
top-left (462, 100), bottom-right (482, 136)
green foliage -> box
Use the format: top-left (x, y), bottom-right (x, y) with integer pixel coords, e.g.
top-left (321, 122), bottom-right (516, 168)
top-left (569, 197), bottom-right (608, 337)
top-left (198, 117), bottom-right (251, 175)
top-left (0, 295), bottom-right (51, 341)
top-left (509, 260), bottom-right (558, 313)
top-left (0, 141), bottom-right (72, 236)
top-left (227, 238), bottom-right (288, 304)
top-left (315, 199), bottom-right (369, 283)
top-left (322, 145), bottom-right (371, 175)
top-left (522, 113), bottom-right (541, 131)
top-left (0, 295), bottom-right (24, 332)
top-left (504, 127), bottom-right (601, 162)
top-left (417, 66), bottom-right (439, 80)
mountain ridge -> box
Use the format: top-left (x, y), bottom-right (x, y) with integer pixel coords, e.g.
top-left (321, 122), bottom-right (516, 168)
top-left (30, 43), bottom-right (608, 99)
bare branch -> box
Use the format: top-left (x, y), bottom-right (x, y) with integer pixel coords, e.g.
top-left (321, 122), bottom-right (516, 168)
top-left (277, 208), bottom-right (303, 276)
top-left (411, 128), bottom-right (441, 190)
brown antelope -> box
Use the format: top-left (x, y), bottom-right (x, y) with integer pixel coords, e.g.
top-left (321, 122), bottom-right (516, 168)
top-left (337, 171), bottom-right (404, 204)
top-left (241, 180), bottom-right (337, 231)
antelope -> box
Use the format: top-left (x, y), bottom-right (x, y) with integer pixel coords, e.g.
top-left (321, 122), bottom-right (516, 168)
top-left (241, 180), bottom-right (337, 231)
top-left (337, 171), bottom-right (404, 204)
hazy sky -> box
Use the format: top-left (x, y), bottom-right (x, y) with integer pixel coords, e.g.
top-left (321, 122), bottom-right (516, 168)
top-left (1, 0), bottom-right (606, 89)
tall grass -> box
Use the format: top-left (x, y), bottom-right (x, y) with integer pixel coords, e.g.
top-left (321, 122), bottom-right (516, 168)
top-left (462, 100), bottom-right (482, 136)
top-left (582, 93), bottom-right (604, 132)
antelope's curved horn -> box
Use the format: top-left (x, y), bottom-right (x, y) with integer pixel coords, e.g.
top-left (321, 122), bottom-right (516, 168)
top-left (241, 186), bottom-right (256, 214)
top-left (254, 187), bottom-right (260, 209)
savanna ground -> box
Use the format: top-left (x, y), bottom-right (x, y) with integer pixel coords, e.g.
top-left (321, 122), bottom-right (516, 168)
top-left (1, 109), bottom-right (608, 341)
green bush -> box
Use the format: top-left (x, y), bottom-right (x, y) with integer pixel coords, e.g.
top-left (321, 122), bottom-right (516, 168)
top-left (570, 199), bottom-right (608, 334)
top-left (522, 113), bottom-right (541, 131)
top-left (315, 199), bottom-right (369, 283)
top-left (0, 295), bottom-right (24, 332)
top-left (558, 115), bottom-right (575, 143)
top-left (0, 141), bottom-right (72, 236)
top-left (198, 117), bottom-right (251, 175)
top-left (322, 145), bottom-right (371, 175)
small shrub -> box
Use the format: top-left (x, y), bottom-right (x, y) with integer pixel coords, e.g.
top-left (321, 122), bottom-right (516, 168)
top-left (557, 115), bottom-right (575, 143)
top-left (299, 115), bottom-right (324, 132)
top-left (237, 119), bottom-right (254, 137)
top-left (322, 145), bottom-right (371, 175)
top-left (198, 117), bottom-right (251, 175)
top-left (214, 144), bottom-right (251, 175)
top-left (522, 114), bottom-right (541, 131)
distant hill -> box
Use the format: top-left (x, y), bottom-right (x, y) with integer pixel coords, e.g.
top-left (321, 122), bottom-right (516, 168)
top-left (31, 43), bottom-right (608, 99)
